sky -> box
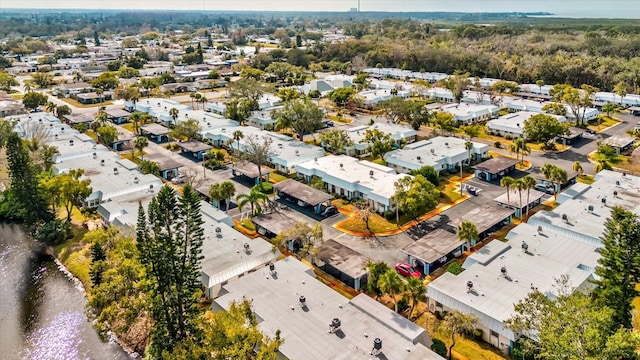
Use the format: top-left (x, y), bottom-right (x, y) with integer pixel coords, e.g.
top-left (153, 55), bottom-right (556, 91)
top-left (1, 0), bottom-right (639, 18)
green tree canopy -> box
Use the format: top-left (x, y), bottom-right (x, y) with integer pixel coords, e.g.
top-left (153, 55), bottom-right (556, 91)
top-left (328, 87), bottom-right (356, 108)
top-left (396, 174), bottom-right (440, 219)
top-left (523, 114), bottom-right (570, 147)
top-left (271, 98), bottom-right (324, 139)
top-left (318, 129), bottom-right (353, 154)
top-left (361, 128), bottom-right (396, 158)
top-left (169, 119), bottom-right (201, 142)
top-left (22, 91), bottom-right (48, 110)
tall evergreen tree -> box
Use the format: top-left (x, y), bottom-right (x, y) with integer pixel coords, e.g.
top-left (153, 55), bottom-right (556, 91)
top-left (593, 206), bottom-right (640, 329)
top-left (6, 132), bottom-right (52, 226)
top-left (137, 184), bottom-right (204, 356)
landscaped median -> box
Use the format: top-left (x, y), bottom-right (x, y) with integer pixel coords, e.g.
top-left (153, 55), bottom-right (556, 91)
top-left (487, 150), bottom-right (532, 171)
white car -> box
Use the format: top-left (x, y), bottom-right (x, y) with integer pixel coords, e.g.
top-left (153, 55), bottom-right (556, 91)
top-left (171, 175), bottom-right (186, 184)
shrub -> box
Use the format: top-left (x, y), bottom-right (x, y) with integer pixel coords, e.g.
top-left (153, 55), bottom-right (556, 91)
top-left (253, 182), bottom-right (273, 194)
top-left (494, 141), bottom-right (502, 148)
top-left (383, 210), bottom-right (394, 220)
top-left (430, 339), bottom-right (448, 357)
top-left (446, 262), bottom-right (464, 275)
top-left (504, 134), bottom-right (512, 140)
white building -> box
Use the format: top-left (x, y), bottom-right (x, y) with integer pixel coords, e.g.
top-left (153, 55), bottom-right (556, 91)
top-left (440, 103), bottom-right (500, 124)
top-left (203, 126), bottom-right (325, 174)
top-left (384, 136), bottom-right (489, 174)
top-left (343, 123), bottom-right (417, 157)
top-left (427, 170), bottom-right (640, 353)
top-left (296, 155), bottom-right (407, 213)
top-left (519, 83), bottom-right (553, 96)
top-left (124, 98), bottom-right (191, 126)
top-left (504, 98), bottom-right (546, 113)
top-left (213, 257), bottom-right (443, 360)
top-left (487, 111), bottom-right (567, 138)
top-left (427, 222), bottom-right (600, 353)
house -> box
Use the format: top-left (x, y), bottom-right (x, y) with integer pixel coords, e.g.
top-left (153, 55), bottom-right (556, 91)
top-left (56, 82), bottom-right (94, 96)
top-left (213, 257), bottom-right (443, 360)
top-left (384, 136), bottom-right (489, 174)
top-left (602, 135), bottom-right (635, 154)
top-left (296, 155), bottom-right (408, 213)
top-left (75, 91), bottom-right (112, 105)
top-left (104, 108), bottom-right (131, 124)
top-left (139, 123), bottom-right (170, 143)
top-left (314, 240), bottom-right (370, 291)
top-left (426, 222), bottom-right (600, 354)
top-left (440, 103), bottom-right (499, 124)
top-left (424, 87), bottom-right (454, 103)
top-left (53, 151), bottom-right (162, 207)
top-left (272, 179), bottom-right (333, 214)
top-left (0, 97), bottom-right (25, 117)
top-left (303, 74), bottom-right (353, 96)
top-left (504, 98), bottom-right (546, 113)
top-left (529, 170), bottom-right (640, 246)
top-left (205, 126), bottom-right (325, 174)
top-left (342, 123), bottom-right (417, 157)
top-left (486, 111), bottom-right (567, 138)
top-left (124, 98), bottom-right (191, 126)
top-left (247, 109), bottom-right (279, 130)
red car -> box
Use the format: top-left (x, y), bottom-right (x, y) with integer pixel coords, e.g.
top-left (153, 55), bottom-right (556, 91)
top-left (395, 263), bottom-right (421, 278)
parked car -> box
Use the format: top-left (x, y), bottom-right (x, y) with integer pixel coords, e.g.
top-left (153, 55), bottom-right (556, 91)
top-left (320, 206), bottom-right (337, 217)
top-left (534, 183), bottom-right (554, 194)
top-left (395, 263), bottom-right (421, 278)
top-left (171, 175), bottom-right (186, 184)
top-left (585, 129), bottom-right (596, 135)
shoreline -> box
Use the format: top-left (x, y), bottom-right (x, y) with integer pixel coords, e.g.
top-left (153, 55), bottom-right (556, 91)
top-left (51, 249), bottom-right (141, 359)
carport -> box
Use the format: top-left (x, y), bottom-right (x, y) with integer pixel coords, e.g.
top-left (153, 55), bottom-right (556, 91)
top-left (273, 179), bottom-right (332, 214)
top-left (473, 157), bottom-right (518, 183)
top-left (447, 204), bottom-right (514, 240)
top-left (145, 154), bottom-right (184, 181)
top-left (251, 212), bottom-right (297, 239)
top-left (232, 161), bottom-right (271, 185)
top-left (140, 123), bottom-right (170, 143)
top-left (105, 108), bottom-right (131, 124)
top-left (630, 106), bottom-right (640, 116)
top-left (178, 140), bottom-right (212, 161)
top-left (557, 127), bottom-right (583, 145)
top-left (315, 239), bottom-right (369, 291)
top-left (493, 188), bottom-right (545, 218)
top-left (401, 228), bottom-right (465, 276)
top-left (64, 113), bottom-right (93, 128)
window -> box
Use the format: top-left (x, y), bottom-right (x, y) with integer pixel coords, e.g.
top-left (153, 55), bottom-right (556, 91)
top-left (491, 330), bottom-right (499, 338)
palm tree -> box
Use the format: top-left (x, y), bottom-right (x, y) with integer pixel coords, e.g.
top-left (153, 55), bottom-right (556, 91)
top-left (536, 79), bottom-right (545, 94)
top-left (513, 178), bottom-right (525, 218)
top-left (439, 310), bottom-right (479, 360)
top-left (198, 93), bottom-right (207, 110)
top-left (129, 111), bottom-right (144, 135)
top-left (209, 183), bottom-right (222, 209)
top-left (500, 176), bottom-right (515, 205)
top-left (134, 136), bottom-right (148, 161)
top-left (23, 82), bottom-right (32, 93)
top-left (236, 188), bottom-right (269, 217)
top-left (45, 101), bottom-right (57, 115)
top-left (365, 260), bottom-right (390, 299)
top-left (464, 141), bottom-right (474, 166)
top-left (378, 269), bottom-right (405, 313)
top-left (232, 130), bottom-right (244, 153)
top-left (189, 92), bottom-right (197, 108)
top-left (541, 163), bottom-right (567, 202)
top-left (219, 181), bottom-right (236, 211)
top-left (457, 220), bottom-right (478, 252)
top-left (594, 159), bottom-right (612, 173)
top-left (522, 175), bottom-right (537, 219)
top-left (405, 277), bottom-right (426, 320)
top-left (602, 103), bottom-right (616, 118)
top-left (613, 81), bottom-right (628, 105)
top-left (510, 137), bottom-right (530, 164)
top-left (572, 161), bottom-right (583, 176)
top-left (169, 107), bottom-right (179, 125)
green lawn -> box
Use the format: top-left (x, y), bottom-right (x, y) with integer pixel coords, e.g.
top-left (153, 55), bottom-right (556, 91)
top-left (60, 98), bottom-right (113, 108)
top-left (577, 175), bottom-right (595, 185)
top-left (120, 123), bottom-right (136, 133)
top-left (269, 172), bottom-right (289, 183)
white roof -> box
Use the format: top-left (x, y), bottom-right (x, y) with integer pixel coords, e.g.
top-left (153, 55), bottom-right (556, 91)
top-left (296, 155), bottom-right (407, 201)
top-left (528, 170), bottom-right (640, 245)
top-left (384, 136), bottom-right (488, 171)
top-left (345, 123), bottom-right (416, 144)
top-left (487, 111), bottom-right (566, 136)
top-left (215, 257), bottom-right (442, 360)
top-left (440, 103), bottom-right (499, 120)
top-left (427, 222), bottom-right (601, 342)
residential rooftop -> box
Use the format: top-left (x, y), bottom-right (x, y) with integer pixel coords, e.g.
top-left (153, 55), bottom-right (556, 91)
top-left (427, 222), bottom-right (601, 342)
top-left (214, 257), bottom-right (442, 360)
top-left (384, 136), bottom-right (488, 172)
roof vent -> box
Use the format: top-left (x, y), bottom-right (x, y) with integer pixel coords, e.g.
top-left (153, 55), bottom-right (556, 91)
top-left (562, 213), bottom-right (568, 221)
top-left (134, 176), bottom-right (139, 183)
top-left (417, 156), bottom-right (421, 161)
top-left (339, 163), bottom-right (343, 169)
top-left (92, 152), bottom-right (97, 159)
top-left (69, 139), bottom-right (74, 146)
top-left (269, 263), bottom-right (276, 274)
top-left (616, 180), bottom-right (620, 185)
top-left (295, 150), bottom-right (299, 156)
top-left (613, 191), bottom-right (618, 196)
top-left (430, 148), bottom-right (435, 154)
top-left (113, 167), bottom-right (119, 174)
top-left (501, 266), bottom-right (507, 277)
top-left (243, 243), bottom-right (251, 252)
top-left (445, 142), bottom-right (449, 147)
top-left (588, 204), bottom-right (594, 212)
top-left (100, 159), bottom-right (105, 166)
top-left (371, 338), bottom-right (382, 355)
top-left (299, 295), bottom-right (306, 307)
top-left (54, 134), bottom-right (58, 139)
top-left (314, 157), bottom-right (318, 162)
top-left (466, 281), bottom-right (473, 292)
top-left (369, 170), bottom-right (374, 177)
top-left (521, 241), bottom-right (529, 253)
top-left (329, 318), bottom-right (341, 333)
top-left (601, 197), bottom-right (607, 204)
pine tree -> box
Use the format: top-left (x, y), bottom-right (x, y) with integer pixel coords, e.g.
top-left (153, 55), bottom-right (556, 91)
top-left (6, 133), bottom-right (53, 226)
top-left (593, 206), bottom-right (640, 329)
top-left (136, 184), bottom-right (204, 356)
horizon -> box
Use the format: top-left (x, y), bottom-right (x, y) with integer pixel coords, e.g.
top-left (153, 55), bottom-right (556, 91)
top-left (0, 1), bottom-right (638, 19)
